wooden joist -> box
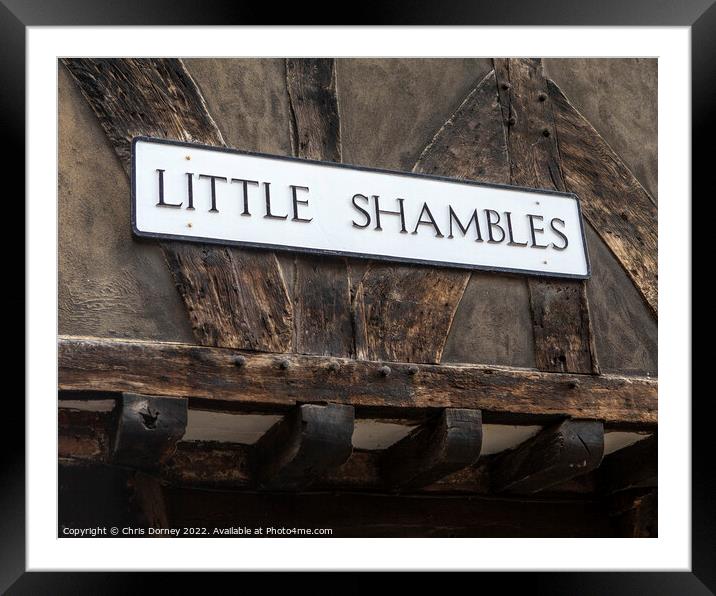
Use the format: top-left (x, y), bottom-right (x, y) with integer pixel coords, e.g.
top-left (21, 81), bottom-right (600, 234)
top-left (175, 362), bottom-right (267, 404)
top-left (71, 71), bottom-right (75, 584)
top-left (253, 403), bottom-right (354, 490)
top-left (491, 419), bottom-right (604, 493)
top-left (59, 409), bottom-right (598, 495)
top-left (381, 409), bottom-right (482, 491)
top-left (59, 336), bottom-right (657, 426)
top-left (61, 58), bottom-right (294, 353)
top-left (600, 435), bottom-right (657, 494)
top-left (493, 59), bottom-right (598, 375)
top-left (112, 393), bottom-right (188, 469)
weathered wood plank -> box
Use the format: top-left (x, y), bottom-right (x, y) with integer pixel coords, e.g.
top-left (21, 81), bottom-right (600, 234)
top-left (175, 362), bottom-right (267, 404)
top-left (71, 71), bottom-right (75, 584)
top-left (177, 446), bottom-right (593, 494)
top-left (162, 243), bottom-right (292, 351)
top-left (528, 280), bottom-right (597, 373)
top-left (286, 58), bottom-right (342, 162)
top-left (414, 71), bottom-right (509, 181)
top-left (494, 60), bottom-right (566, 192)
top-left (600, 435), bottom-right (657, 494)
top-left (353, 265), bottom-right (470, 364)
top-left (253, 403), bottom-right (354, 490)
top-left (291, 256), bottom-right (353, 357)
top-left (164, 441), bottom-right (254, 488)
top-left (58, 407), bottom-right (114, 462)
top-left (493, 58), bottom-right (598, 374)
top-left (492, 419), bottom-right (604, 493)
top-left (285, 58), bottom-right (353, 357)
top-left (60, 59), bottom-right (226, 170)
top-left (112, 393), bottom-right (188, 469)
top-left (58, 336), bottom-right (658, 426)
top-left (352, 71), bottom-right (508, 364)
top-left (61, 58), bottom-right (293, 352)
top-left (381, 409), bottom-right (483, 490)
top-left (548, 78), bottom-right (658, 316)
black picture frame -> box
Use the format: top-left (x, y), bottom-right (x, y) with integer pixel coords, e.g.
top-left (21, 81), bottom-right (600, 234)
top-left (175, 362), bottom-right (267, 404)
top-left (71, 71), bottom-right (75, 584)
top-left (7, 1), bottom-right (709, 592)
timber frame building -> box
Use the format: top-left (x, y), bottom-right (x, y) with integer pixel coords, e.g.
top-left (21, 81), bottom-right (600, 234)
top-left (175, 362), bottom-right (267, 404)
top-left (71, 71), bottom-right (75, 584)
top-left (58, 58), bottom-right (657, 537)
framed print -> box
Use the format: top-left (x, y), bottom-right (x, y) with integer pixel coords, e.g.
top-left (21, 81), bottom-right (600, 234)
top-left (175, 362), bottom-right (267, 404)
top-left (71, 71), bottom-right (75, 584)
top-left (9, 1), bottom-right (709, 592)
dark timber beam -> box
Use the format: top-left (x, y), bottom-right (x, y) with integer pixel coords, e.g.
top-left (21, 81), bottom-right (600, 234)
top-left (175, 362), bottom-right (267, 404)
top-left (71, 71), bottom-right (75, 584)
top-left (112, 393), bottom-right (188, 470)
top-left (352, 70), bottom-right (507, 365)
top-left (62, 58), bottom-right (293, 353)
top-left (58, 336), bottom-right (658, 426)
top-left (381, 409), bottom-right (482, 491)
top-left (162, 486), bottom-right (614, 538)
top-left (130, 471), bottom-right (170, 532)
top-left (253, 403), bottom-right (354, 490)
top-left (59, 407), bottom-right (599, 495)
top-left (492, 419), bottom-right (604, 494)
top-left (608, 488), bottom-right (658, 538)
top-left (600, 434), bottom-right (657, 494)
top-left (548, 79), bottom-right (657, 316)
top-left (286, 58), bottom-right (353, 358)
top-left (493, 58), bottom-right (599, 374)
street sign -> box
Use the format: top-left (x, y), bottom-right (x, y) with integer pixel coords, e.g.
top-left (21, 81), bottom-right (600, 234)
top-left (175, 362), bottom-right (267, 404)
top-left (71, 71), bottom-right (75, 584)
top-left (132, 137), bottom-right (590, 278)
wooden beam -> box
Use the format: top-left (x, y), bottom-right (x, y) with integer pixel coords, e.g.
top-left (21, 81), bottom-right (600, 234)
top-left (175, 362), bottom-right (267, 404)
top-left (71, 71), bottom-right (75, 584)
top-left (61, 58), bottom-right (293, 352)
top-left (286, 58), bottom-right (342, 162)
top-left (253, 403), bottom-right (354, 490)
top-left (352, 70), bottom-right (508, 365)
top-left (492, 419), bottom-right (604, 493)
top-left (130, 471), bottom-right (170, 532)
top-left (58, 406), bottom-right (597, 495)
top-left (608, 488), bottom-right (658, 537)
top-left (161, 244), bottom-right (293, 352)
top-left (164, 443), bottom-right (596, 495)
top-left (58, 460), bottom-right (137, 531)
top-left (353, 267), bottom-right (470, 364)
top-left (58, 336), bottom-right (658, 426)
top-left (548, 78), bottom-right (658, 316)
top-left (163, 486), bottom-right (615, 537)
top-left (381, 409), bottom-right (482, 490)
top-left (58, 460), bottom-right (611, 537)
top-left (58, 406), bottom-right (114, 462)
top-left (60, 428), bottom-right (598, 496)
top-left (600, 435), bottom-right (657, 494)
top-left (286, 58), bottom-right (353, 357)
top-left (112, 393), bottom-right (188, 469)
top-left (493, 58), bottom-right (598, 374)
top-left (414, 70), bottom-right (509, 182)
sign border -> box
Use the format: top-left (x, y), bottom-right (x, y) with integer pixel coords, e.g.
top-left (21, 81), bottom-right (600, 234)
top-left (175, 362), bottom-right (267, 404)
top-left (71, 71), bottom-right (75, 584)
top-left (130, 135), bottom-right (592, 280)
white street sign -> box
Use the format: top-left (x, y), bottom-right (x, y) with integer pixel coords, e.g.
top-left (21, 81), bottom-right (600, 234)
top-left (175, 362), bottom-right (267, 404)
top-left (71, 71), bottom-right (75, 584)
top-left (132, 137), bottom-right (590, 278)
